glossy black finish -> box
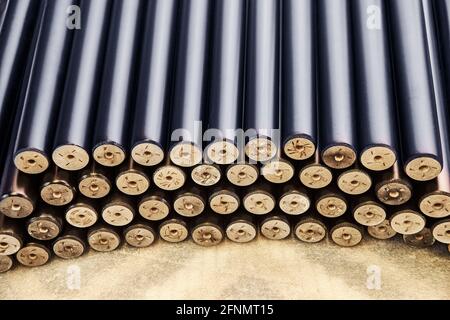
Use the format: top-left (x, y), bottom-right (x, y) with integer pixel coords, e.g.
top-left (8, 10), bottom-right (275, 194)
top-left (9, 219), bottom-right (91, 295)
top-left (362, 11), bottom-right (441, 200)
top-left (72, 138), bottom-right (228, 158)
top-left (0, 0), bottom-right (8, 31)
top-left (131, 0), bottom-right (179, 150)
top-left (53, 226), bottom-right (87, 250)
top-left (54, 0), bottom-right (112, 150)
top-left (58, 226), bottom-right (87, 242)
top-left (0, 150), bottom-right (38, 205)
top-left (386, 0), bottom-right (442, 164)
top-left (317, 0), bottom-right (356, 151)
top-left (158, 214), bottom-right (189, 232)
top-left (226, 212), bottom-right (257, 227)
top-left (101, 191), bottom-right (136, 224)
top-left (0, 215), bottom-right (24, 239)
top-left (26, 205), bottom-right (63, 227)
top-left (93, 0), bottom-right (144, 151)
top-left (279, 183), bottom-right (310, 201)
top-left (0, 0), bottom-right (42, 163)
top-left (281, 0), bottom-right (316, 146)
top-left (207, 0), bottom-right (246, 143)
top-left (174, 184), bottom-right (206, 204)
top-left (14, 0), bottom-right (76, 156)
top-left (244, 180), bottom-right (274, 199)
top-left (244, 0), bottom-right (280, 139)
top-left (170, 0), bottom-right (211, 146)
top-left (124, 216), bottom-right (157, 231)
top-left (87, 223), bottom-right (121, 245)
top-left (0, 6), bottom-right (40, 205)
top-left (435, 0), bottom-right (450, 90)
top-left (423, 0), bottom-right (450, 190)
top-left (41, 165), bottom-right (75, 188)
top-left (192, 212), bottom-right (225, 230)
top-left (351, 0), bottom-right (398, 154)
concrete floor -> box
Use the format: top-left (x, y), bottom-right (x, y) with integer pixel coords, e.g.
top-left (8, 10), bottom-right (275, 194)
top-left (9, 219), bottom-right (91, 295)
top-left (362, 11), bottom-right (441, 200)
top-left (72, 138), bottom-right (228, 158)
top-left (0, 236), bottom-right (449, 300)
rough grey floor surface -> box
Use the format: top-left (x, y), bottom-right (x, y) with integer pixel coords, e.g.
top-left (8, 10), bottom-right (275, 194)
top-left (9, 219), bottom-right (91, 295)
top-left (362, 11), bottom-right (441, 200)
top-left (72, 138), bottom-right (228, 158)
top-left (1, 237), bottom-right (449, 300)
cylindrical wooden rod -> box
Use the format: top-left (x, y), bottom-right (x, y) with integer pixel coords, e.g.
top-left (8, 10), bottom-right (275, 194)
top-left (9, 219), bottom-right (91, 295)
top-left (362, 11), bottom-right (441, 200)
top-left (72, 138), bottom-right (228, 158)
top-left (417, 0), bottom-right (450, 219)
top-left (282, 0), bottom-right (317, 162)
top-left (92, 0), bottom-right (144, 167)
top-left (387, 0), bottom-right (443, 181)
top-left (53, 0), bottom-right (112, 171)
top-left (352, 0), bottom-right (398, 172)
top-left (169, 0), bottom-right (211, 168)
top-left (205, 0), bottom-right (246, 165)
top-left (131, 0), bottom-right (179, 168)
top-left (0, 0), bottom-right (42, 169)
top-left (244, 0), bottom-right (280, 163)
top-left (317, 0), bottom-right (357, 170)
top-left (13, 0), bottom-right (76, 175)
